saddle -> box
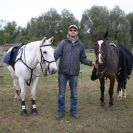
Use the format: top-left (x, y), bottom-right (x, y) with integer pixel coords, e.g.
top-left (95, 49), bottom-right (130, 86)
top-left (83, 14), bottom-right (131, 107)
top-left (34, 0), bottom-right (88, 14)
top-left (3, 43), bottom-right (25, 68)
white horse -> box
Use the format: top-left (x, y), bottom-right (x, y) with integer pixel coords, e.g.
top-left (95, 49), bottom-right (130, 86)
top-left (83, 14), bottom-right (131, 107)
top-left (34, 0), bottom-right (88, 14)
top-left (6, 37), bottom-right (57, 116)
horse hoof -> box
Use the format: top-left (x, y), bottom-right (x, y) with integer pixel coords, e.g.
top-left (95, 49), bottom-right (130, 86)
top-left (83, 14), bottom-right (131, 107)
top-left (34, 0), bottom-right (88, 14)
top-left (117, 97), bottom-right (122, 100)
top-left (20, 109), bottom-right (28, 116)
top-left (100, 102), bottom-right (105, 107)
top-left (108, 106), bottom-right (113, 112)
top-left (123, 95), bottom-right (126, 98)
top-left (31, 108), bottom-right (38, 115)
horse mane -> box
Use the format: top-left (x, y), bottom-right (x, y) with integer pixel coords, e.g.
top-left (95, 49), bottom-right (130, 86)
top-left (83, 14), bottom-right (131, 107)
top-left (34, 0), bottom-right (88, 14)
top-left (109, 43), bottom-right (117, 47)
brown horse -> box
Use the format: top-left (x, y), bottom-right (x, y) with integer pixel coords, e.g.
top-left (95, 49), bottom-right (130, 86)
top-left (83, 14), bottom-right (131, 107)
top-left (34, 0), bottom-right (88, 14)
top-left (91, 32), bottom-right (133, 111)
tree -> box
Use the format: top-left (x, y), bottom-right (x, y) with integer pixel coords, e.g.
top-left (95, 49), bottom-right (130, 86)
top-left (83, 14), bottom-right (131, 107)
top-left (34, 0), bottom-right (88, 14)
top-left (109, 6), bottom-right (131, 48)
top-left (80, 6), bottom-right (110, 48)
top-left (59, 9), bottom-right (79, 41)
top-left (126, 13), bottom-right (133, 48)
top-left (0, 21), bottom-right (19, 45)
top-left (27, 8), bottom-right (61, 43)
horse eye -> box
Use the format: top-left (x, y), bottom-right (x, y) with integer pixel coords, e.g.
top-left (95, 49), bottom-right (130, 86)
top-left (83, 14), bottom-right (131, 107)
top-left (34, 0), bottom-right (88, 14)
top-left (43, 51), bottom-right (47, 54)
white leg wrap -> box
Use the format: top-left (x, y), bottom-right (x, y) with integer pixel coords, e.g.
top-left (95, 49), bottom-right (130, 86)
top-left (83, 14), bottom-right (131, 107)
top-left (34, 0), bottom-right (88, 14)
top-left (22, 105), bottom-right (26, 110)
top-left (117, 90), bottom-right (122, 99)
top-left (123, 90), bottom-right (126, 98)
top-left (32, 104), bottom-right (36, 109)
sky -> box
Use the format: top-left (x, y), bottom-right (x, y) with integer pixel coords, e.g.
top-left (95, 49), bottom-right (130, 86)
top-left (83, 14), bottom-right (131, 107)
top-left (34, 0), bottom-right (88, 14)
top-left (0, 0), bottom-right (133, 28)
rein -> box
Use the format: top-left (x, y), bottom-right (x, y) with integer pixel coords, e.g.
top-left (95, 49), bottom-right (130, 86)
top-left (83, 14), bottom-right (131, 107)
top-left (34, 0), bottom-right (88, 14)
top-left (97, 63), bottom-right (110, 79)
top-left (40, 44), bottom-right (56, 76)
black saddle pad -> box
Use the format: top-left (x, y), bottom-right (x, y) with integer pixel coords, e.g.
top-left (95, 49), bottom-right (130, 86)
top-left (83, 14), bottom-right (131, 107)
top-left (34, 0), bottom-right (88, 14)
top-left (10, 43), bottom-right (25, 67)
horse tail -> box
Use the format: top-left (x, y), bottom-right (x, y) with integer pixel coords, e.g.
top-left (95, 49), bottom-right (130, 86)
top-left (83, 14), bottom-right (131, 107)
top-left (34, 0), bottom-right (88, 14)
top-left (8, 65), bottom-right (16, 79)
top-left (117, 44), bottom-right (133, 82)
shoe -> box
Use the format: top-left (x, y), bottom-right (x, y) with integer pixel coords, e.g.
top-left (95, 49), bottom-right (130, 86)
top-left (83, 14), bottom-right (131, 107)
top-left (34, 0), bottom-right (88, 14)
top-left (55, 112), bottom-right (65, 120)
top-left (70, 112), bottom-right (79, 119)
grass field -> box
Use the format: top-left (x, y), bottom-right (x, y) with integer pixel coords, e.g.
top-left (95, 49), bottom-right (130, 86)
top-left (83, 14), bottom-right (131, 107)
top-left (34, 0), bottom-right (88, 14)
top-left (0, 53), bottom-right (133, 133)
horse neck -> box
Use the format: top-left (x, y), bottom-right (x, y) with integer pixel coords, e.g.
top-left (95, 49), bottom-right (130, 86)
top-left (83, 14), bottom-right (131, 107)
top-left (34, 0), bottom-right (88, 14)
top-left (101, 44), bottom-right (118, 73)
top-left (24, 41), bottom-right (41, 68)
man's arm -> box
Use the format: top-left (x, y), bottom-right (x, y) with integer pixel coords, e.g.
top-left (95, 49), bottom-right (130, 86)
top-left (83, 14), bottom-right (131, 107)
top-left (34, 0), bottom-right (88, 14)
top-left (80, 45), bottom-right (92, 66)
top-left (54, 41), bottom-right (64, 61)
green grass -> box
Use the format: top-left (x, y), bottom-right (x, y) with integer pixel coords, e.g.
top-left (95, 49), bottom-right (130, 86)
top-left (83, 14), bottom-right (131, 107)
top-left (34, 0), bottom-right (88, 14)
top-left (0, 53), bottom-right (133, 133)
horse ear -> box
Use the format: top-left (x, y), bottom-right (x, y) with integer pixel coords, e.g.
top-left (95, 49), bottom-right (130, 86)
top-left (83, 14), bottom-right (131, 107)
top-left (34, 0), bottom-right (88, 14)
top-left (48, 36), bottom-right (54, 44)
top-left (42, 37), bottom-right (47, 44)
top-left (104, 31), bottom-right (108, 38)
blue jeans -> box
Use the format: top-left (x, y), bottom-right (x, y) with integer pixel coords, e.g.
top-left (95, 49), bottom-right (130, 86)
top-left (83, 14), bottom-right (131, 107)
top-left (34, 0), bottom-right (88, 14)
top-left (57, 74), bottom-right (78, 114)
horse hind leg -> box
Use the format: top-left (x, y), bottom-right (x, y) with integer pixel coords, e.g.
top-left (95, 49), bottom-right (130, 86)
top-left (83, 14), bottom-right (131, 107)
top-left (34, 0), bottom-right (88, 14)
top-left (7, 65), bottom-right (21, 101)
top-left (122, 81), bottom-right (127, 98)
top-left (13, 79), bottom-right (21, 101)
top-left (117, 81), bottom-right (127, 99)
top-left (108, 78), bottom-right (115, 111)
top-left (117, 89), bottom-right (123, 100)
top-left (117, 82), bottom-right (122, 100)
top-left (123, 89), bottom-right (126, 98)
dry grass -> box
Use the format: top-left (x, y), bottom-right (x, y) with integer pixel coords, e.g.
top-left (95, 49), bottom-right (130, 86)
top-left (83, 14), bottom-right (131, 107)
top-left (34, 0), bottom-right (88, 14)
top-left (0, 71), bottom-right (133, 133)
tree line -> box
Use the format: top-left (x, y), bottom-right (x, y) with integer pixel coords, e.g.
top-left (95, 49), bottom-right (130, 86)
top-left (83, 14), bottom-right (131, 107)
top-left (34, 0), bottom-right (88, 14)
top-left (0, 5), bottom-right (133, 49)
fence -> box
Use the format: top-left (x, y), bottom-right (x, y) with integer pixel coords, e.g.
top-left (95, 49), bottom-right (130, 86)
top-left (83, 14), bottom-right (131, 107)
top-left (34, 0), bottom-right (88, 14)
top-left (0, 44), bottom-right (14, 82)
top-left (0, 47), bottom-right (4, 82)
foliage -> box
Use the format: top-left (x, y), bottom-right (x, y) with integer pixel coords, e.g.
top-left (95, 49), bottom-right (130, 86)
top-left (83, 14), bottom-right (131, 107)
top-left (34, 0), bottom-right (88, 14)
top-left (0, 6), bottom-right (133, 49)
top-left (109, 6), bottom-right (131, 48)
top-left (126, 13), bottom-right (133, 49)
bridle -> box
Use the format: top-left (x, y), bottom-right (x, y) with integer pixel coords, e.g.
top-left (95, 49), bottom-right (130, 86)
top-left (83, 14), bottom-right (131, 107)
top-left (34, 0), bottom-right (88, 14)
top-left (40, 44), bottom-right (56, 76)
top-left (15, 44), bottom-right (56, 86)
top-left (95, 41), bottom-right (109, 78)
top-left (40, 44), bottom-right (55, 64)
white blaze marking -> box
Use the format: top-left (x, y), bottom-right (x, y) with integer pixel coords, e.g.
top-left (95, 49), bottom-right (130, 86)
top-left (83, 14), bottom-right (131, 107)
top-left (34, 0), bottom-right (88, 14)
top-left (97, 40), bottom-right (104, 63)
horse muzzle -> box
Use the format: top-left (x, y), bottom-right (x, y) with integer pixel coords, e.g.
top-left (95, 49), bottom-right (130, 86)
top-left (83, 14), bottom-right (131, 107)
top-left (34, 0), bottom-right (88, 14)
top-left (50, 68), bottom-right (57, 74)
top-left (45, 63), bottom-right (57, 75)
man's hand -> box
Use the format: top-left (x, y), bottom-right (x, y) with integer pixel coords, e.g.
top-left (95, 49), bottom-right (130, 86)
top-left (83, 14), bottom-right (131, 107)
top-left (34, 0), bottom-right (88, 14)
top-left (92, 61), bottom-right (97, 68)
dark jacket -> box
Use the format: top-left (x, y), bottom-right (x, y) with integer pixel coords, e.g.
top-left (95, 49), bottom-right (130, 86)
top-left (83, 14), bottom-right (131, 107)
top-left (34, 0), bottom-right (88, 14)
top-left (54, 37), bottom-right (92, 75)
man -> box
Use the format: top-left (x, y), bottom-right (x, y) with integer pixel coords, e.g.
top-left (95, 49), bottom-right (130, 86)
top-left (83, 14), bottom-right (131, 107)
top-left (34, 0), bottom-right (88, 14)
top-left (54, 24), bottom-right (93, 119)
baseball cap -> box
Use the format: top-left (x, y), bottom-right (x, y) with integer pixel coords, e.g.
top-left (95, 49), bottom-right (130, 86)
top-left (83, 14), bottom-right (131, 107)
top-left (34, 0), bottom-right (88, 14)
top-left (68, 25), bottom-right (78, 30)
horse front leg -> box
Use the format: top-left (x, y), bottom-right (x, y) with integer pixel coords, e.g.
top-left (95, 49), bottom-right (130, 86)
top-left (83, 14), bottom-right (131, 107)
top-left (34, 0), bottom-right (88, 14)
top-left (19, 78), bottom-right (28, 116)
top-left (99, 78), bottom-right (105, 106)
top-left (108, 77), bottom-right (115, 111)
top-left (30, 77), bottom-right (39, 115)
